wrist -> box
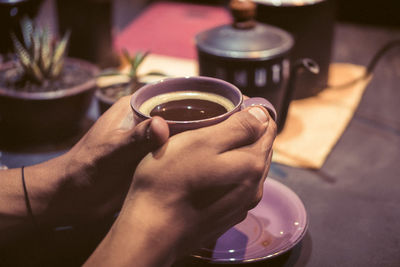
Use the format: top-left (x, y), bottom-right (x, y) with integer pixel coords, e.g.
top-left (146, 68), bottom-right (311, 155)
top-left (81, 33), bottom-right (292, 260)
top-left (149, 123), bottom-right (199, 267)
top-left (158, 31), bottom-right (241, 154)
top-left (23, 152), bottom-right (72, 226)
top-left (86, 194), bottom-right (189, 267)
top-left (0, 168), bottom-right (29, 236)
top-left (118, 196), bottom-right (185, 266)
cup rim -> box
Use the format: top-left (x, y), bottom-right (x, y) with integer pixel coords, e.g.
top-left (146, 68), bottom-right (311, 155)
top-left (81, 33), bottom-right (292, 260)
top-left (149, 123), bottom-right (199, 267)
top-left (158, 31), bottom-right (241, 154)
top-left (130, 76), bottom-right (243, 124)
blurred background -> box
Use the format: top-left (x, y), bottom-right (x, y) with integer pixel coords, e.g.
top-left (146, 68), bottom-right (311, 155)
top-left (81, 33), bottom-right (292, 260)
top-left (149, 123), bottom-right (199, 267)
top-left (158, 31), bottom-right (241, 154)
top-left (0, 1), bottom-right (399, 266)
top-left (1, 0), bottom-right (399, 65)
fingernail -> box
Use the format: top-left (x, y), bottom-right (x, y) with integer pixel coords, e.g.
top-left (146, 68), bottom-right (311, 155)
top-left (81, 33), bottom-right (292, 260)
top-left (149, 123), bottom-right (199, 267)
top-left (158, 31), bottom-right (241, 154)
top-left (248, 107), bottom-right (269, 123)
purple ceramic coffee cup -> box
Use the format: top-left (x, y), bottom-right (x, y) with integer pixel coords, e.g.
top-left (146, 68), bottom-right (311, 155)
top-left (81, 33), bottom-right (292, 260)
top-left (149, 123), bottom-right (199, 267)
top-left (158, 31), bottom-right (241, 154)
top-left (130, 76), bottom-right (277, 135)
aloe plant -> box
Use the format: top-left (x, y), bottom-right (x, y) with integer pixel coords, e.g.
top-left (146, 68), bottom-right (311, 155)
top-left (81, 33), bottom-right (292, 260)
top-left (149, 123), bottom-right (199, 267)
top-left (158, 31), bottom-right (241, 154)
top-left (11, 17), bottom-right (70, 84)
top-left (99, 49), bottom-right (166, 98)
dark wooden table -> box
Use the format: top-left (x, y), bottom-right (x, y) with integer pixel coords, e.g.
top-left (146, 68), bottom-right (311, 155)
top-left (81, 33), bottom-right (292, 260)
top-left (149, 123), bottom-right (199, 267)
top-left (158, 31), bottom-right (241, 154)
top-left (174, 22), bottom-right (400, 267)
top-left (276, 23), bottom-right (400, 267)
top-left (1, 21), bottom-right (400, 267)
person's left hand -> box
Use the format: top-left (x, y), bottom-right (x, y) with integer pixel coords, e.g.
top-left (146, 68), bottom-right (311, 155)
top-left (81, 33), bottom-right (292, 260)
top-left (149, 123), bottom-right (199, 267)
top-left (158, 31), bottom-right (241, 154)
top-left (28, 96), bottom-right (169, 226)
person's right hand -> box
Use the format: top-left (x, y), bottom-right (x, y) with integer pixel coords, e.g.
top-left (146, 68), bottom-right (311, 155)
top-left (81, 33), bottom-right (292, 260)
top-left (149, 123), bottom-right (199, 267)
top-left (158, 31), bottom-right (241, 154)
top-left (85, 106), bottom-right (277, 267)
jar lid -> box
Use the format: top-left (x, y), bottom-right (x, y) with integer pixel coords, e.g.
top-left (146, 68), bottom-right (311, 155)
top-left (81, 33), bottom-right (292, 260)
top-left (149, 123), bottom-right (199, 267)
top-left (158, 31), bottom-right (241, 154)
top-left (195, 0), bottom-right (294, 60)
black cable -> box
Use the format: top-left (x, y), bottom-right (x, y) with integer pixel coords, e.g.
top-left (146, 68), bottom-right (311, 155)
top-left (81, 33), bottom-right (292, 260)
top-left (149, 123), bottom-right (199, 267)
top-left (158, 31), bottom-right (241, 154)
top-left (329, 39), bottom-right (400, 88)
top-left (365, 39), bottom-right (400, 76)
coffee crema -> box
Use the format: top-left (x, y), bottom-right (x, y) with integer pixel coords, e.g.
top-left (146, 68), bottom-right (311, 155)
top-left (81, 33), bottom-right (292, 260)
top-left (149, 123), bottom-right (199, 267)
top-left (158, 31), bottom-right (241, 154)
top-left (139, 91), bottom-right (235, 121)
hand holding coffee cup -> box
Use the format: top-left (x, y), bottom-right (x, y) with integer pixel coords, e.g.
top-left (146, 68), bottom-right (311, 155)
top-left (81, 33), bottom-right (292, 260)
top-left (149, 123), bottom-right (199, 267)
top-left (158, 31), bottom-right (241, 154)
top-left (85, 77), bottom-right (277, 265)
top-left (130, 76), bottom-right (277, 135)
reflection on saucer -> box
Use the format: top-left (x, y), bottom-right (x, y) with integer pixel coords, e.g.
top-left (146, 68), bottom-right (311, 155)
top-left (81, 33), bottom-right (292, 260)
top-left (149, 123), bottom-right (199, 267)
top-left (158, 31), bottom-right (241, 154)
top-left (192, 178), bottom-right (307, 263)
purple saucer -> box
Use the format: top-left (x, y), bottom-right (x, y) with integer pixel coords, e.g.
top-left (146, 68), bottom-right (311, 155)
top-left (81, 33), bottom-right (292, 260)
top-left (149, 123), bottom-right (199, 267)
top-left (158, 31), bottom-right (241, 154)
top-left (192, 178), bottom-right (308, 263)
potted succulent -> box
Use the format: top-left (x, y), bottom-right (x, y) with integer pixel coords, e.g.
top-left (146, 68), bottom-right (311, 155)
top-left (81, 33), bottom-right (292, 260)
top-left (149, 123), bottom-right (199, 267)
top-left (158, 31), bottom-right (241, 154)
top-left (0, 0), bottom-right (43, 56)
top-left (0, 17), bottom-right (99, 146)
top-left (96, 50), bottom-right (166, 114)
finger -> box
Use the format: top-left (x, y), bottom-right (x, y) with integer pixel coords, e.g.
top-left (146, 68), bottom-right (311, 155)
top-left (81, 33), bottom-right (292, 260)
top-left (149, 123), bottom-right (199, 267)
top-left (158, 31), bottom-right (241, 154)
top-left (73, 96), bottom-right (133, 147)
top-left (261, 149), bottom-right (274, 185)
top-left (200, 120), bottom-right (274, 186)
top-left (209, 148), bottom-right (272, 204)
top-left (202, 106), bottom-right (271, 153)
top-left (97, 96), bottom-right (132, 125)
top-left (147, 116), bottom-right (170, 148)
top-left (215, 116), bottom-right (276, 180)
top-left (202, 177), bottom-right (257, 224)
top-left (120, 116), bottom-right (170, 159)
top-left (227, 115), bottom-right (277, 160)
top-left (92, 95), bottom-right (138, 134)
top-left (250, 149), bottom-right (274, 210)
top-left (200, 210), bottom-right (249, 247)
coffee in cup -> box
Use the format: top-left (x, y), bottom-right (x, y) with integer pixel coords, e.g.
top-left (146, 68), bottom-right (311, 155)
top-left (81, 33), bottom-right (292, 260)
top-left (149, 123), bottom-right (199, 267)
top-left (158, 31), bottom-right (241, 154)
top-left (131, 76), bottom-right (276, 135)
top-left (138, 91), bottom-right (235, 121)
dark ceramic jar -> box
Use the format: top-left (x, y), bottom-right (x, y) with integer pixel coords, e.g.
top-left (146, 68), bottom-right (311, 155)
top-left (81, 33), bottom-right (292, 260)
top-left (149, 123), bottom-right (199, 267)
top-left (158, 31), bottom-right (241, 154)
top-left (255, 0), bottom-right (335, 99)
top-left (195, 0), bottom-right (318, 132)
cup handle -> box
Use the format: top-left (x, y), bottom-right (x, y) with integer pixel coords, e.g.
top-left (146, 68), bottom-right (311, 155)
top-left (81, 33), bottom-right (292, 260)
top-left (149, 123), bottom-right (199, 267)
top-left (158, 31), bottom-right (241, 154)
top-left (242, 97), bottom-right (277, 122)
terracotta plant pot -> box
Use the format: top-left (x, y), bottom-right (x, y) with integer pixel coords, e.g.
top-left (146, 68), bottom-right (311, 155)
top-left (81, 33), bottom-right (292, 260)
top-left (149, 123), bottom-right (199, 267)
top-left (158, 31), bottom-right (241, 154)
top-left (0, 58), bottom-right (99, 146)
top-left (95, 81), bottom-right (145, 115)
top-left (95, 83), bottom-right (123, 115)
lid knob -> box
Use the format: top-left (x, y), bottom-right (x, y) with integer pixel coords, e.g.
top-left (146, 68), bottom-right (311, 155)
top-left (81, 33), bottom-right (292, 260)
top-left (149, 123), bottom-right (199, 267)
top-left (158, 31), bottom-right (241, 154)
top-left (229, 0), bottom-right (256, 29)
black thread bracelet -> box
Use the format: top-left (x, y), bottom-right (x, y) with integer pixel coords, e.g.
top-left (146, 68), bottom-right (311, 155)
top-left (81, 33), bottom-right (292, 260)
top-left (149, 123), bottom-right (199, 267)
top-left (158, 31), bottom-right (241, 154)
top-left (21, 166), bottom-right (38, 227)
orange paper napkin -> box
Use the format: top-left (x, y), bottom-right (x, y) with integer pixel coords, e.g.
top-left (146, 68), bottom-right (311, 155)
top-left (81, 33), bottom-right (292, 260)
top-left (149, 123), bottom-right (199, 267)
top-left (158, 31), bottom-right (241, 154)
top-left (272, 63), bottom-right (371, 169)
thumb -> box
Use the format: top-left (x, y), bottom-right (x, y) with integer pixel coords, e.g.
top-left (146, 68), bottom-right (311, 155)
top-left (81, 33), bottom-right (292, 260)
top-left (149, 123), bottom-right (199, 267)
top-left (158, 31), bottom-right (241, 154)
top-left (145, 116), bottom-right (170, 149)
top-left (123, 116), bottom-right (170, 157)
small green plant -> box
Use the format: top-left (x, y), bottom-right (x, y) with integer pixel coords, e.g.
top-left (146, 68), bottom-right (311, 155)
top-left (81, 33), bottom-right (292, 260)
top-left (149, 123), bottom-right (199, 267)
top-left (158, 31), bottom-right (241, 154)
top-left (99, 49), bottom-right (166, 98)
top-left (11, 17), bottom-right (70, 84)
